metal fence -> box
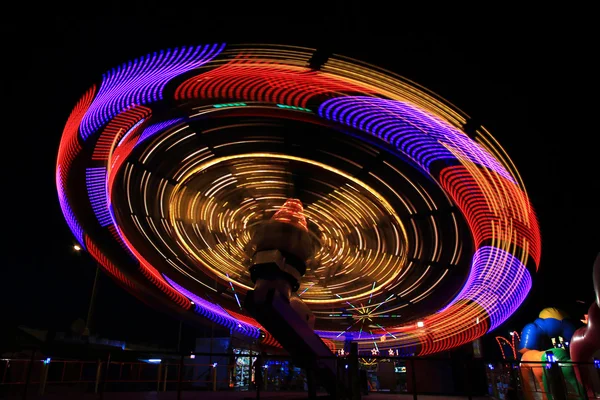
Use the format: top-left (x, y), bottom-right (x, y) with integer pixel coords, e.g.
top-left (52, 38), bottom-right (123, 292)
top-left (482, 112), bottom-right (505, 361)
top-left (1, 353), bottom-right (599, 399)
top-left (486, 360), bottom-right (600, 400)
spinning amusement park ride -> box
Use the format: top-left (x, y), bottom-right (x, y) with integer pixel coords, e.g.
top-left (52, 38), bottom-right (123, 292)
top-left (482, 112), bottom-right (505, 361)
top-left (56, 43), bottom-right (541, 394)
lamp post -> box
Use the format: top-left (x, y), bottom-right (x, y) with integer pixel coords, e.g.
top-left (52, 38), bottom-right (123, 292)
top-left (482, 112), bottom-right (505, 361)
top-left (74, 244), bottom-right (100, 337)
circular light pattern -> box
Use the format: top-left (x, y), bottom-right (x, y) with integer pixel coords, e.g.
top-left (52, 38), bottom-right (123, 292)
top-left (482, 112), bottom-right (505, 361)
top-left (56, 44), bottom-right (541, 355)
top-left (167, 153), bottom-right (408, 304)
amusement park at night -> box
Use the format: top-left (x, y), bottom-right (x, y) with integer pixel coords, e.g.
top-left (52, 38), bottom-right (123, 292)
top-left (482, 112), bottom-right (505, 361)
top-left (1, 9), bottom-right (597, 400)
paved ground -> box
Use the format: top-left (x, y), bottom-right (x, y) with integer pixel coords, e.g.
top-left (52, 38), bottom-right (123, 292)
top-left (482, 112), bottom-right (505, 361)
top-left (5, 390), bottom-right (491, 399)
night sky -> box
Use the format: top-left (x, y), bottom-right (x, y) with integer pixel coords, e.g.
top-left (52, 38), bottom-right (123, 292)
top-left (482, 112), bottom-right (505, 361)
top-left (2, 8), bottom-right (597, 351)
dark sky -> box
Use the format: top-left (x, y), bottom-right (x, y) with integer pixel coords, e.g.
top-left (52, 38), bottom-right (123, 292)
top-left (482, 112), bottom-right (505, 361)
top-left (1, 8), bottom-right (597, 349)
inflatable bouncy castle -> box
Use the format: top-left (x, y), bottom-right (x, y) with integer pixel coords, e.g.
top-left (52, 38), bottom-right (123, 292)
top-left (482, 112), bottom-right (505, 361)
top-left (517, 254), bottom-right (600, 400)
top-left (518, 308), bottom-right (580, 399)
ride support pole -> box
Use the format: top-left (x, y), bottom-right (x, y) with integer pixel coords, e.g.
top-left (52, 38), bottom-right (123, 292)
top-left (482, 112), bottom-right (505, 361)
top-left (464, 359), bottom-right (472, 400)
top-left (39, 360), bottom-right (50, 395)
top-left (410, 358), bottom-right (418, 400)
top-left (94, 360), bottom-right (102, 393)
top-left (22, 349), bottom-right (36, 400)
top-left (350, 342), bottom-right (360, 400)
top-left (157, 363), bottom-right (162, 392)
top-left (99, 352), bottom-right (111, 400)
top-left (163, 365), bottom-right (168, 391)
top-left (177, 353), bottom-right (184, 400)
top-left (212, 364), bottom-right (217, 391)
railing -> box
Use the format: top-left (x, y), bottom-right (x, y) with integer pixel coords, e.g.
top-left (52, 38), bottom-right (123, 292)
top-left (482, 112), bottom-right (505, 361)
top-left (486, 360), bottom-right (600, 400)
top-left (0, 357), bottom-right (229, 396)
top-left (1, 353), bottom-right (598, 399)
